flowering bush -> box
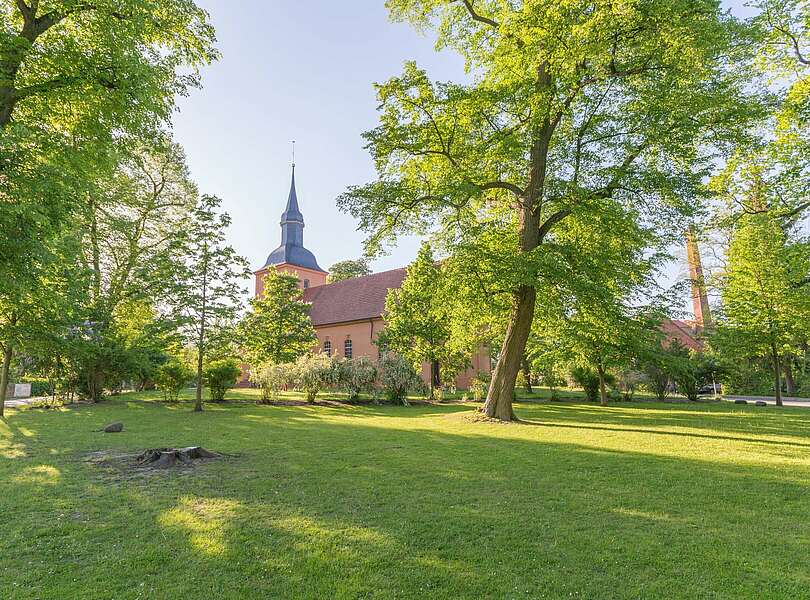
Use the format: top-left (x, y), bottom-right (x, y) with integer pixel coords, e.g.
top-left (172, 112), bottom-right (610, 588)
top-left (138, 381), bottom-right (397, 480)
top-left (251, 362), bottom-right (291, 403)
top-left (292, 352), bottom-right (333, 403)
top-left (378, 352), bottom-right (424, 405)
top-left (335, 357), bottom-right (378, 400)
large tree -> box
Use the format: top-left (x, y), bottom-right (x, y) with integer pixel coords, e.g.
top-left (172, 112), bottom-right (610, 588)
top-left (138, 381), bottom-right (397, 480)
top-left (340, 0), bottom-right (756, 420)
top-left (238, 268), bottom-right (316, 368)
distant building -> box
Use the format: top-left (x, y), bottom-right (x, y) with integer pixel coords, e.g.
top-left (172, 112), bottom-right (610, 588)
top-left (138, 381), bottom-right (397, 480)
top-left (250, 166), bottom-right (490, 389)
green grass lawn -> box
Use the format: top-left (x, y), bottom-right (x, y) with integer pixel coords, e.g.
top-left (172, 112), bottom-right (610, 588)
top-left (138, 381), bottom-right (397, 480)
top-left (2, 391), bottom-right (810, 599)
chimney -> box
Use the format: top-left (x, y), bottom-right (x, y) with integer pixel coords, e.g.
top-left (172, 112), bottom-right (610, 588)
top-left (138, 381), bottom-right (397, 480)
top-left (686, 226), bottom-right (712, 329)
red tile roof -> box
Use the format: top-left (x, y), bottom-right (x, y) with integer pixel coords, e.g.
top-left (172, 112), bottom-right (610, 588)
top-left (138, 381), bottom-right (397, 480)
top-left (303, 268), bottom-right (407, 326)
top-left (660, 319), bottom-right (704, 351)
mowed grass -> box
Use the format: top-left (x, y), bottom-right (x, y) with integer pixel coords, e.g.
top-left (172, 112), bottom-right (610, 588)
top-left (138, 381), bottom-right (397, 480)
top-left (2, 392), bottom-right (810, 599)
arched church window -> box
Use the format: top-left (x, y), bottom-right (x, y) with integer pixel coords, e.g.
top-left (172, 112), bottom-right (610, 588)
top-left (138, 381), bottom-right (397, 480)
top-left (344, 339), bottom-right (353, 359)
top-left (323, 340), bottom-right (331, 357)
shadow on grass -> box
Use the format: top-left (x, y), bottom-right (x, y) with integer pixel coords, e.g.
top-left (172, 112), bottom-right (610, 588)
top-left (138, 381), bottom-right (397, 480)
top-left (2, 400), bottom-right (810, 598)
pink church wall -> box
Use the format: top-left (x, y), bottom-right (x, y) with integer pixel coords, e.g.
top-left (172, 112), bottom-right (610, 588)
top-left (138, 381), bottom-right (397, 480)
top-left (254, 263), bottom-right (328, 296)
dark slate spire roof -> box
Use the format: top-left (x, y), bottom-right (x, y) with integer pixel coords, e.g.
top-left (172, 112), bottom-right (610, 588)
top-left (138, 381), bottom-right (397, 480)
top-left (262, 165), bottom-right (325, 272)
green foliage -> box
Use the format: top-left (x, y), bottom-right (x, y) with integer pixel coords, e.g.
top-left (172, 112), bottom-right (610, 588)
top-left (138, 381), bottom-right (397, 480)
top-left (154, 359), bottom-right (193, 402)
top-left (340, 0), bottom-right (758, 418)
top-left (570, 366), bottom-right (601, 403)
top-left (379, 243), bottom-right (470, 390)
top-left (169, 194), bottom-right (249, 411)
top-left (250, 362), bottom-right (291, 403)
top-left (202, 359), bottom-right (241, 402)
top-left (334, 357), bottom-right (378, 401)
top-left (377, 352), bottom-right (424, 405)
top-left (238, 269), bottom-right (316, 367)
top-left (291, 353), bottom-right (333, 404)
top-left (468, 371), bottom-right (490, 402)
top-left (668, 345), bottom-right (716, 402)
top-left (326, 259), bottom-right (371, 283)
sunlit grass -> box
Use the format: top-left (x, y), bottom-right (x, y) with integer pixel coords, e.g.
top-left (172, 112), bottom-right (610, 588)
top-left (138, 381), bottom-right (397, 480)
top-left (2, 392), bottom-right (810, 598)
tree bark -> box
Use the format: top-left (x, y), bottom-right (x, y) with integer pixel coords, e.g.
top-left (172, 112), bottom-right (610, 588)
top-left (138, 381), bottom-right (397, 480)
top-left (596, 363), bottom-right (608, 406)
top-left (521, 355), bottom-right (533, 394)
top-left (0, 343), bottom-right (13, 418)
top-left (770, 342), bottom-right (783, 407)
top-left (483, 284), bottom-right (537, 421)
top-left (784, 357), bottom-right (796, 396)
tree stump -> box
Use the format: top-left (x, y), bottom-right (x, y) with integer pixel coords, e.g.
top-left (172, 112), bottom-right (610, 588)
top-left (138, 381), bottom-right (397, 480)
top-left (136, 446), bottom-right (221, 468)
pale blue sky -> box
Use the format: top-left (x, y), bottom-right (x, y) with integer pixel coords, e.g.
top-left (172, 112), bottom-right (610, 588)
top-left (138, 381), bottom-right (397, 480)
top-left (172, 0), bottom-right (751, 311)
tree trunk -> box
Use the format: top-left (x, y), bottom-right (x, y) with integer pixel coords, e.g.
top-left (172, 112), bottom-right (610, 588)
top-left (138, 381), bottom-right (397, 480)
top-left (784, 358), bottom-right (796, 396)
top-left (431, 359), bottom-right (441, 392)
top-left (0, 343), bottom-right (12, 418)
top-left (596, 363), bottom-right (608, 407)
top-left (482, 285), bottom-right (537, 421)
top-left (521, 355), bottom-right (533, 394)
top-left (770, 342), bottom-right (783, 407)
top-left (195, 242), bottom-right (209, 413)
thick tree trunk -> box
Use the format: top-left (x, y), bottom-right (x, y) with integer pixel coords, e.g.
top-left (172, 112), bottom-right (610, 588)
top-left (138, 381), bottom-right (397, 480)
top-left (770, 342), bottom-right (783, 407)
top-left (784, 358), bottom-right (796, 396)
top-left (482, 285), bottom-right (537, 421)
top-left (0, 343), bottom-right (12, 418)
top-left (430, 359), bottom-right (440, 394)
top-left (521, 355), bottom-right (533, 394)
top-left (596, 363), bottom-right (608, 406)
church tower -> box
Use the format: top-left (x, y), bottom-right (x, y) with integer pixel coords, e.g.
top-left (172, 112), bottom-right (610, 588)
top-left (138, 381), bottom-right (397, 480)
top-left (254, 164), bottom-right (327, 296)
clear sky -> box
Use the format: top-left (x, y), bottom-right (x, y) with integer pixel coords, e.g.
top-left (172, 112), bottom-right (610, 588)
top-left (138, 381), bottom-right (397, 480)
top-left (171, 0), bottom-right (751, 311)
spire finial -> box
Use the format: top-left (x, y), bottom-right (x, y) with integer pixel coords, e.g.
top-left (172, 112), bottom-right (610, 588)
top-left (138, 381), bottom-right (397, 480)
top-left (291, 140), bottom-right (295, 172)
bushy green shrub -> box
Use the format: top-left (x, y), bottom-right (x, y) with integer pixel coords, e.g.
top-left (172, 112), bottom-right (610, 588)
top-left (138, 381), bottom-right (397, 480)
top-left (335, 357), bottom-right (378, 401)
top-left (251, 362), bottom-right (291, 403)
top-left (23, 378), bottom-right (52, 398)
top-left (469, 371), bottom-right (490, 402)
top-left (203, 358), bottom-right (242, 402)
top-left (570, 366), bottom-right (601, 402)
top-left (378, 352), bottom-right (424, 405)
top-left (154, 359), bottom-right (193, 402)
top-left (292, 353), bottom-right (333, 403)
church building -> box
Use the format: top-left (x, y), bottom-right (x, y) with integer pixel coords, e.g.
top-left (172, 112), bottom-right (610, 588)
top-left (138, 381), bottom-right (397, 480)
top-left (251, 166), bottom-right (491, 389)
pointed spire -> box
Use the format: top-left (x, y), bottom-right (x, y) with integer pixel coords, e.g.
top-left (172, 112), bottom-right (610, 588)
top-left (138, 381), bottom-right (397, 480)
top-left (280, 162), bottom-right (303, 224)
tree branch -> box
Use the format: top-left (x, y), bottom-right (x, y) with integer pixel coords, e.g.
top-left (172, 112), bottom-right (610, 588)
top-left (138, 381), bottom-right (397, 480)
top-left (478, 181), bottom-right (524, 196)
top-left (538, 209), bottom-right (572, 242)
top-left (454, 0), bottom-right (499, 28)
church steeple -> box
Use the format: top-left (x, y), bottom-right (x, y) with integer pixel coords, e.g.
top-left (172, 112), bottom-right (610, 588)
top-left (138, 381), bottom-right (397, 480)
top-left (261, 161), bottom-right (324, 272)
top-left (280, 165), bottom-right (304, 246)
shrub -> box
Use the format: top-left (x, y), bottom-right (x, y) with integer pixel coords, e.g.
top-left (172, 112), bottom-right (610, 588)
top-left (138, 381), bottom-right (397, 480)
top-left (469, 371), bottom-right (490, 402)
top-left (570, 366), bottom-right (601, 402)
top-left (22, 378), bottom-right (52, 398)
top-left (378, 352), bottom-right (424, 405)
top-left (292, 353), bottom-right (333, 403)
top-left (251, 362), bottom-right (292, 403)
top-left (616, 369), bottom-right (644, 401)
top-left (336, 357), bottom-right (377, 401)
top-left (154, 359), bottom-right (193, 402)
top-left (203, 358), bottom-right (242, 402)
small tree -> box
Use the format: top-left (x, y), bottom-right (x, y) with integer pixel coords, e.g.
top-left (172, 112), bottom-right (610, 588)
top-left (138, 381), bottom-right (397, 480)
top-left (169, 195), bottom-right (249, 412)
top-left (326, 259), bottom-right (371, 283)
top-left (202, 359), bottom-right (241, 402)
top-left (379, 243), bottom-right (465, 395)
top-left (154, 359), bottom-right (193, 402)
top-left (378, 352), bottom-right (424, 405)
top-left (292, 353), bottom-right (333, 403)
top-left (238, 268), bottom-right (316, 367)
